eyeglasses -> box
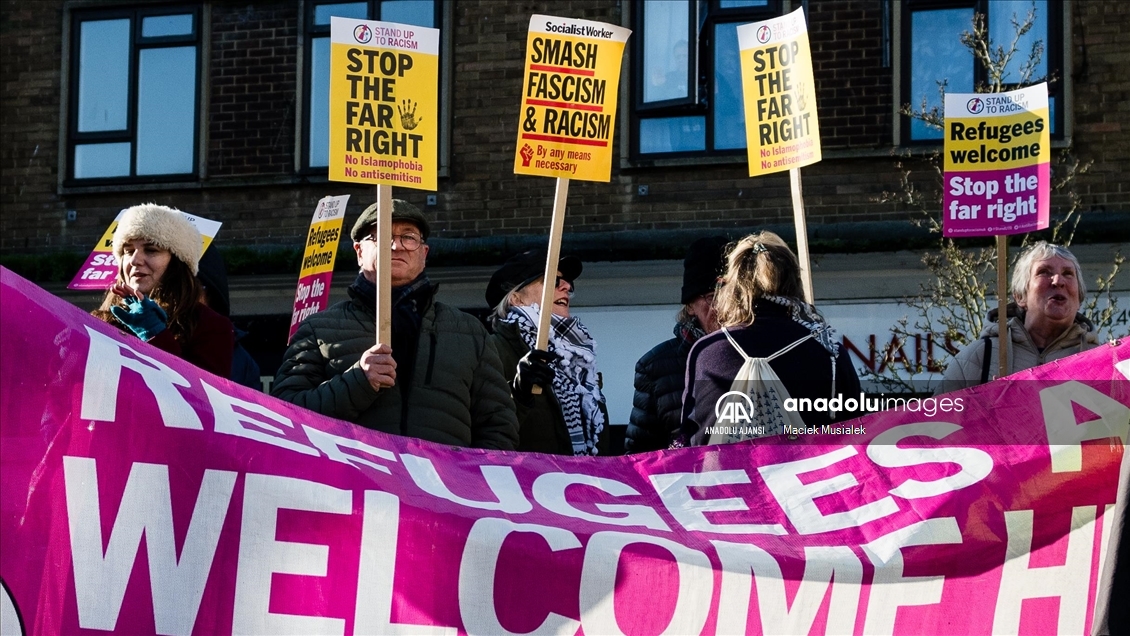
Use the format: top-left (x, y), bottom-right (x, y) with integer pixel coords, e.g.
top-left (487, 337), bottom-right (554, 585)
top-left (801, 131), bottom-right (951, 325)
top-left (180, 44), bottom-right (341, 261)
top-left (362, 232), bottom-right (424, 251)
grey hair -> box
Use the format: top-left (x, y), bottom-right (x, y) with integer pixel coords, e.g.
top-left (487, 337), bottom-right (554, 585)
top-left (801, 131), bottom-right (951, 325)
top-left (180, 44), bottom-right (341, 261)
top-left (493, 292), bottom-right (518, 320)
top-left (1010, 241), bottom-right (1086, 302)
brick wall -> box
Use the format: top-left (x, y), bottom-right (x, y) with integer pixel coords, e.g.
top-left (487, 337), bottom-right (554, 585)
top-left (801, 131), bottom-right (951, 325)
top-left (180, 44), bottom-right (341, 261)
top-left (808, 1), bottom-right (892, 149)
top-left (0, 2), bottom-right (66, 249)
top-left (0, 0), bottom-right (1125, 255)
top-left (209, 3), bottom-right (297, 177)
top-left (1071, 1), bottom-right (1130, 213)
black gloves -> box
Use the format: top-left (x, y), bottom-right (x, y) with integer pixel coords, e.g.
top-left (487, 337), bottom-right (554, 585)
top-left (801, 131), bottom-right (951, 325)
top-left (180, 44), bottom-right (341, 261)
top-left (512, 349), bottom-right (559, 402)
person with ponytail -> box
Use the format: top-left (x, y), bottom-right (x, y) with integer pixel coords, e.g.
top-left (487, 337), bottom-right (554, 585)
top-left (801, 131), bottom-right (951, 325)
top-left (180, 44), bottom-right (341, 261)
top-left (92, 203), bottom-right (234, 378)
top-left (677, 231), bottom-right (860, 445)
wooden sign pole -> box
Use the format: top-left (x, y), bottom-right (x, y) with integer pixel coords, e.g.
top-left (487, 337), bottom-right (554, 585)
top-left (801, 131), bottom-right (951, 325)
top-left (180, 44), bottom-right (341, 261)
top-left (789, 167), bottom-right (815, 304)
top-left (996, 235), bottom-right (1009, 379)
top-left (531, 177), bottom-right (570, 395)
top-left (375, 184), bottom-right (393, 345)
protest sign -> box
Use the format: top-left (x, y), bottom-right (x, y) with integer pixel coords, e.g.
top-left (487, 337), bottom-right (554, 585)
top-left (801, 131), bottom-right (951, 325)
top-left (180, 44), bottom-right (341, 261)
top-left (943, 83), bottom-right (1052, 376)
top-left (738, 8), bottom-right (822, 302)
top-left (943, 84), bottom-right (1050, 237)
top-left (511, 15), bottom-right (630, 383)
top-left (739, 7), bottom-right (821, 178)
top-left (2, 266), bottom-right (1127, 635)
top-left (514, 15), bottom-right (630, 182)
top-left (67, 211), bottom-right (222, 290)
top-left (328, 17), bottom-right (439, 191)
top-left (289, 195), bottom-right (349, 343)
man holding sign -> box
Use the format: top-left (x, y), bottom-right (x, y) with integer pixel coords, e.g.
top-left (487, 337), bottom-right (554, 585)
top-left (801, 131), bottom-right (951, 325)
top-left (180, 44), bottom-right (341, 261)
top-left (273, 200), bottom-right (518, 450)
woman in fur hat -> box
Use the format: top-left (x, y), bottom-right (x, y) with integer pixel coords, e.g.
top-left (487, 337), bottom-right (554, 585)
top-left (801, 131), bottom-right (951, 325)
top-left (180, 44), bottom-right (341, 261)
top-left (92, 203), bottom-right (234, 377)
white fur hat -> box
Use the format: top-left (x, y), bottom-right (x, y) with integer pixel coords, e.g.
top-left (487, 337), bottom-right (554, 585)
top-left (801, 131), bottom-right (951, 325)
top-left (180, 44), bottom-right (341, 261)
top-left (112, 204), bottom-right (203, 274)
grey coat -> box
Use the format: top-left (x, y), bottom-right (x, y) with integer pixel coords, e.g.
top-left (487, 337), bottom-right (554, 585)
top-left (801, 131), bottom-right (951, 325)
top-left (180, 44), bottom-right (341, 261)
top-left (938, 312), bottom-right (1100, 394)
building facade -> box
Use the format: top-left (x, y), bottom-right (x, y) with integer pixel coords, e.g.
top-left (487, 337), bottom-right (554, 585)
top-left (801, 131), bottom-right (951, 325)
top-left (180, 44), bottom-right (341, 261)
top-left (2, 0), bottom-right (1127, 257)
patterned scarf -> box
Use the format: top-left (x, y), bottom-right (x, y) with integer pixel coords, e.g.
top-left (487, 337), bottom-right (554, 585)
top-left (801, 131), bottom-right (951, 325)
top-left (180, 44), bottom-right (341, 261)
top-left (674, 315), bottom-right (707, 347)
top-left (762, 294), bottom-right (842, 411)
top-left (761, 294), bottom-right (840, 357)
top-left (500, 305), bottom-right (607, 456)
top-left (350, 271), bottom-right (432, 308)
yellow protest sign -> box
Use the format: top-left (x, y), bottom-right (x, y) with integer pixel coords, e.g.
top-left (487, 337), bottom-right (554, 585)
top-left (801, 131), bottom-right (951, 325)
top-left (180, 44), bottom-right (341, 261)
top-left (290, 194), bottom-right (349, 341)
top-left (514, 15), bottom-right (631, 182)
top-left (68, 211), bottom-right (221, 290)
top-left (738, 8), bottom-right (821, 177)
top-left (329, 18), bottom-right (438, 191)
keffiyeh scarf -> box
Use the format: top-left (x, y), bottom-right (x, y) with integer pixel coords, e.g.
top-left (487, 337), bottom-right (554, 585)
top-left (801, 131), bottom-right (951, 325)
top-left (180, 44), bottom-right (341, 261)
top-left (762, 294), bottom-right (842, 410)
top-left (501, 305), bottom-right (607, 456)
top-left (762, 294), bottom-right (841, 357)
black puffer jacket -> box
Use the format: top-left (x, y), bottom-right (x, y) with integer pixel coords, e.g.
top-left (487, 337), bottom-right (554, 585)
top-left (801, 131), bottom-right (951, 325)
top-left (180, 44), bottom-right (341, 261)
top-left (626, 324), bottom-right (696, 453)
top-left (272, 284), bottom-right (519, 450)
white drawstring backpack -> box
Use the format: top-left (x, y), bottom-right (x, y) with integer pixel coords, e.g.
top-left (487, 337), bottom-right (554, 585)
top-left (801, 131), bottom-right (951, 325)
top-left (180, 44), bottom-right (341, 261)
top-left (706, 327), bottom-right (816, 444)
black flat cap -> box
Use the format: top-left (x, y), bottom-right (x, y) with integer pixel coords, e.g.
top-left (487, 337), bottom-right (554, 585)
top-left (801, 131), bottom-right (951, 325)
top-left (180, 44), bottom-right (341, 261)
top-left (350, 199), bottom-right (431, 242)
top-left (485, 249), bottom-right (582, 309)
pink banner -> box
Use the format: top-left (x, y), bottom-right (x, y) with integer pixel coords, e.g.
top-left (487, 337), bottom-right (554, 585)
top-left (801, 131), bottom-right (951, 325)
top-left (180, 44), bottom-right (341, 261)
top-left (2, 266), bottom-right (1127, 635)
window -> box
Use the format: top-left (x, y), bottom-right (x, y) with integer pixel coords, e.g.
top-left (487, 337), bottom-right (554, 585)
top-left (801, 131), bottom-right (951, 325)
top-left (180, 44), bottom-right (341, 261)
top-left (302, 0), bottom-right (442, 171)
top-left (630, 0), bottom-right (782, 159)
top-left (901, 0), bottom-right (1064, 143)
top-left (67, 7), bottom-right (200, 183)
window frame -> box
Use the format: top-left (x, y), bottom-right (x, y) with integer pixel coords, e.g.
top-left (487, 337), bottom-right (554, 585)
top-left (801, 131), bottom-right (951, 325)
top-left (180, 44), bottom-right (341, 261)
top-left (633, 0), bottom-right (699, 113)
top-left (299, 0), bottom-right (450, 177)
top-left (64, 5), bottom-right (203, 186)
top-left (898, 0), bottom-right (1066, 146)
top-left (628, 0), bottom-right (784, 162)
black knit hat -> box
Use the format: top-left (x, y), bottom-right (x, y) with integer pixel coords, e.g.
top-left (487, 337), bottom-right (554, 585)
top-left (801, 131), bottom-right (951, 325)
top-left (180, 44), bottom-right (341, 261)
top-left (485, 249), bottom-right (582, 309)
top-left (681, 236), bottom-right (728, 304)
top-left (350, 199), bottom-right (431, 242)
top-left (196, 246), bottom-right (231, 317)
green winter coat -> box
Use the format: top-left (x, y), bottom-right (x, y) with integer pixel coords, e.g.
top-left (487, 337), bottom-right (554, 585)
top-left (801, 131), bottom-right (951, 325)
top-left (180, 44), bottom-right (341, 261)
top-left (490, 319), bottom-right (609, 456)
top-left (273, 287), bottom-right (519, 450)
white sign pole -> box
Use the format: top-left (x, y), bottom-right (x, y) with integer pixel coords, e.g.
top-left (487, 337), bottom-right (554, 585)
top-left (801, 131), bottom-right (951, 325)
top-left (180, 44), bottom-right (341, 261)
top-left (997, 236), bottom-right (1009, 379)
top-left (531, 177), bottom-right (570, 394)
top-left (790, 168), bottom-right (815, 304)
top-left (375, 184), bottom-right (393, 345)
